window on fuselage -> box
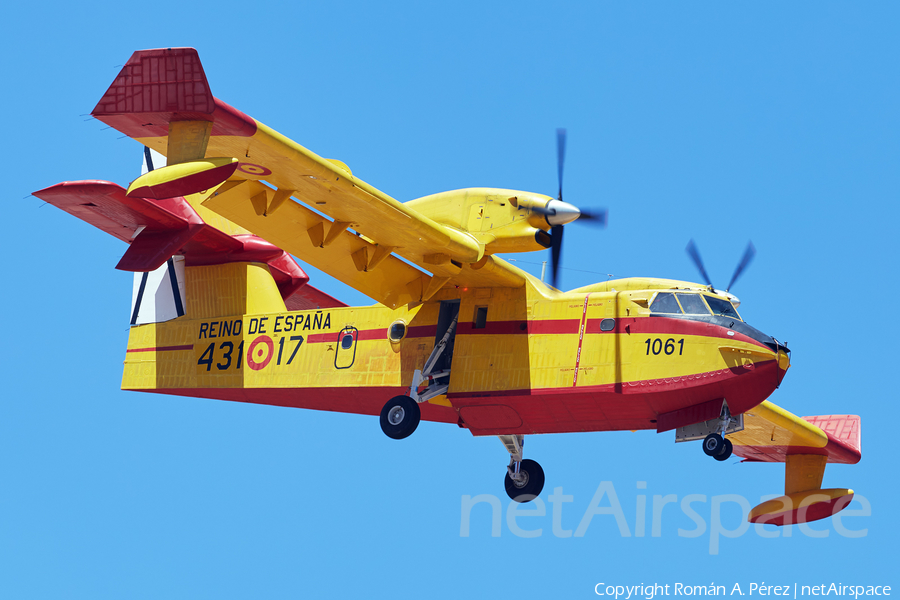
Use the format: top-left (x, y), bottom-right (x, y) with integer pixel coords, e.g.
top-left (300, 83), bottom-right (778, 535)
top-left (649, 292), bottom-right (682, 314)
top-left (676, 293), bottom-right (710, 315)
top-left (705, 295), bottom-right (742, 320)
top-left (341, 333), bottom-right (354, 349)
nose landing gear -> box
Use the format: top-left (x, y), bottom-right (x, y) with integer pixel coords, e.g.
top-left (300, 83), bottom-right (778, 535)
top-left (702, 403), bottom-right (736, 461)
top-left (703, 433), bottom-right (734, 461)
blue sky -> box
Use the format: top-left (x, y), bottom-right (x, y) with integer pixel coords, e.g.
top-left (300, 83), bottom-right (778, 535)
top-left (3, 1), bottom-right (898, 597)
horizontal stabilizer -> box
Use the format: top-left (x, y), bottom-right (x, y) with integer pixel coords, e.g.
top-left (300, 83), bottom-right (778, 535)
top-left (34, 180), bottom-right (200, 246)
top-left (34, 181), bottom-right (346, 308)
top-left (117, 225), bottom-right (202, 272)
top-left (36, 180), bottom-right (207, 272)
top-left (286, 285), bottom-right (347, 310)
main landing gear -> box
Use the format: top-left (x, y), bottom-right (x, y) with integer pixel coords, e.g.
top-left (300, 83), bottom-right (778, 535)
top-left (500, 434), bottom-right (545, 503)
top-left (379, 395), bottom-right (420, 440)
top-left (378, 303), bottom-right (546, 502)
top-left (379, 311), bottom-right (459, 440)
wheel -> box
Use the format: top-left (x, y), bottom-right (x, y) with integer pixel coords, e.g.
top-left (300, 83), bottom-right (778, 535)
top-left (380, 395), bottom-right (420, 440)
top-left (504, 458), bottom-right (545, 503)
top-left (702, 433), bottom-right (724, 457)
top-left (713, 438), bottom-right (733, 461)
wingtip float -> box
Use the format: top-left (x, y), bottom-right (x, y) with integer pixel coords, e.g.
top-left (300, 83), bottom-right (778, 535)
top-left (126, 157), bottom-right (238, 200)
top-left (35, 47), bottom-right (860, 527)
top-left (749, 489), bottom-right (855, 526)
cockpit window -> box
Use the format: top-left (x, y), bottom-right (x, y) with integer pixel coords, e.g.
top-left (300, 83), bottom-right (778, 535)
top-left (676, 293), bottom-right (710, 315)
top-left (650, 292), bottom-right (682, 314)
top-left (705, 295), bottom-right (741, 319)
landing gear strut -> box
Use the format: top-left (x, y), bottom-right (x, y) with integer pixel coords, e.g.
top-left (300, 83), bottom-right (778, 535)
top-left (499, 434), bottom-right (545, 502)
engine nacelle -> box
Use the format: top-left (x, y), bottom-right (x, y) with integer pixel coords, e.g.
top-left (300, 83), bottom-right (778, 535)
top-left (405, 188), bottom-right (555, 255)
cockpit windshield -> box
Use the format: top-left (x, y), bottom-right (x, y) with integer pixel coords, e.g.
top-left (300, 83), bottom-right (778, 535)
top-left (649, 291), bottom-right (742, 321)
top-left (704, 295), bottom-right (741, 319)
top-left (649, 292), bottom-right (681, 314)
top-left (675, 293), bottom-right (710, 315)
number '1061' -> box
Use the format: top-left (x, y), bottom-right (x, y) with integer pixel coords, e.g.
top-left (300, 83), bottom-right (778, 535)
top-left (644, 338), bottom-right (685, 355)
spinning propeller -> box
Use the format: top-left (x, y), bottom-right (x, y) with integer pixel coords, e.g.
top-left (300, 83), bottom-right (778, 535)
top-left (530, 129), bottom-right (608, 289)
top-left (685, 239), bottom-right (756, 295)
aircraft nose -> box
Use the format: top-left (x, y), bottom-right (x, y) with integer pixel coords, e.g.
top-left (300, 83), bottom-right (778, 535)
top-left (776, 348), bottom-right (790, 386)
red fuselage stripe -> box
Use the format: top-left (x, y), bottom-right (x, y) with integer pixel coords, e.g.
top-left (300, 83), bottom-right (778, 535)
top-left (126, 345), bottom-right (194, 353)
top-left (302, 316), bottom-right (769, 349)
top-left (446, 359), bottom-right (778, 399)
top-left (307, 329), bottom-right (387, 343)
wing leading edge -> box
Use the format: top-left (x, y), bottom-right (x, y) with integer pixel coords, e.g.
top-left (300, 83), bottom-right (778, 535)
top-left (91, 48), bottom-right (536, 308)
top-left (728, 400), bottom-right (861, 465)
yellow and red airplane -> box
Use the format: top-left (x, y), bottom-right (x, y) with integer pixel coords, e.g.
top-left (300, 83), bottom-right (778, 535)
top-left (35, 48), bottom-right (860, 526)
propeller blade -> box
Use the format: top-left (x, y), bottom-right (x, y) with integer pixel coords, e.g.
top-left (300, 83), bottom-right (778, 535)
top-left (685, 239), bottom-right (714, 288)
top-left (726, 241), bottom-right (756, 291)
top-left (550, 224), bottom-right (564, 288)
top-left (579, 208), bottom-right (608, 227)
top-left (556, 128), bottom-right (566, 201)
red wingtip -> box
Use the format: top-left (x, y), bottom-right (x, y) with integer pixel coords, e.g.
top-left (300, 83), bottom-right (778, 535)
top-left (93, 48), bottom-right (213, 118)
top-left (92, 48), bottom-right (257, 139)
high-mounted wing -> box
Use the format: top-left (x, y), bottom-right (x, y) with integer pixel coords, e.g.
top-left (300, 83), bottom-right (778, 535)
top-left (728, 400), bottom-right (860, 465)
top-left (726, 401), bottom-right (860, 526)
top-left (90, 48), bottom-right (536, 308)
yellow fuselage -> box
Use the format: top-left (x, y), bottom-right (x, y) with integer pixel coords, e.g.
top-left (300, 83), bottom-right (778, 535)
top-left (123, 263), bottom-right (789, 436)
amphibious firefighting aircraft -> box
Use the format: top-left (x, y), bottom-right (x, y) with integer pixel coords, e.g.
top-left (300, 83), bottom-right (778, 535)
top-left (35, 48), bottom-right (861, 526)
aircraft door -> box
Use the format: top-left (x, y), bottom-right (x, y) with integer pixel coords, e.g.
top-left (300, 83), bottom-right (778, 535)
top-left (334, 326), bottom-right (358, 369)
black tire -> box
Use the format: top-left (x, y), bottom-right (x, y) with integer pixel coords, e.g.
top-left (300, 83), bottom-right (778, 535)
top-left (380, 395), bottom-right (420, 440)
top-left (714, 438), bottom-right (733, 461)
top-left (504, 458), bottom-right (545, 503)
top-left (703, 433), bottom-right (724, 457)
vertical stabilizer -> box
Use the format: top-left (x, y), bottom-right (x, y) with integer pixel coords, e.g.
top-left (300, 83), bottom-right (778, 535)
top-left (130, 257), bottom-right (186, 325)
